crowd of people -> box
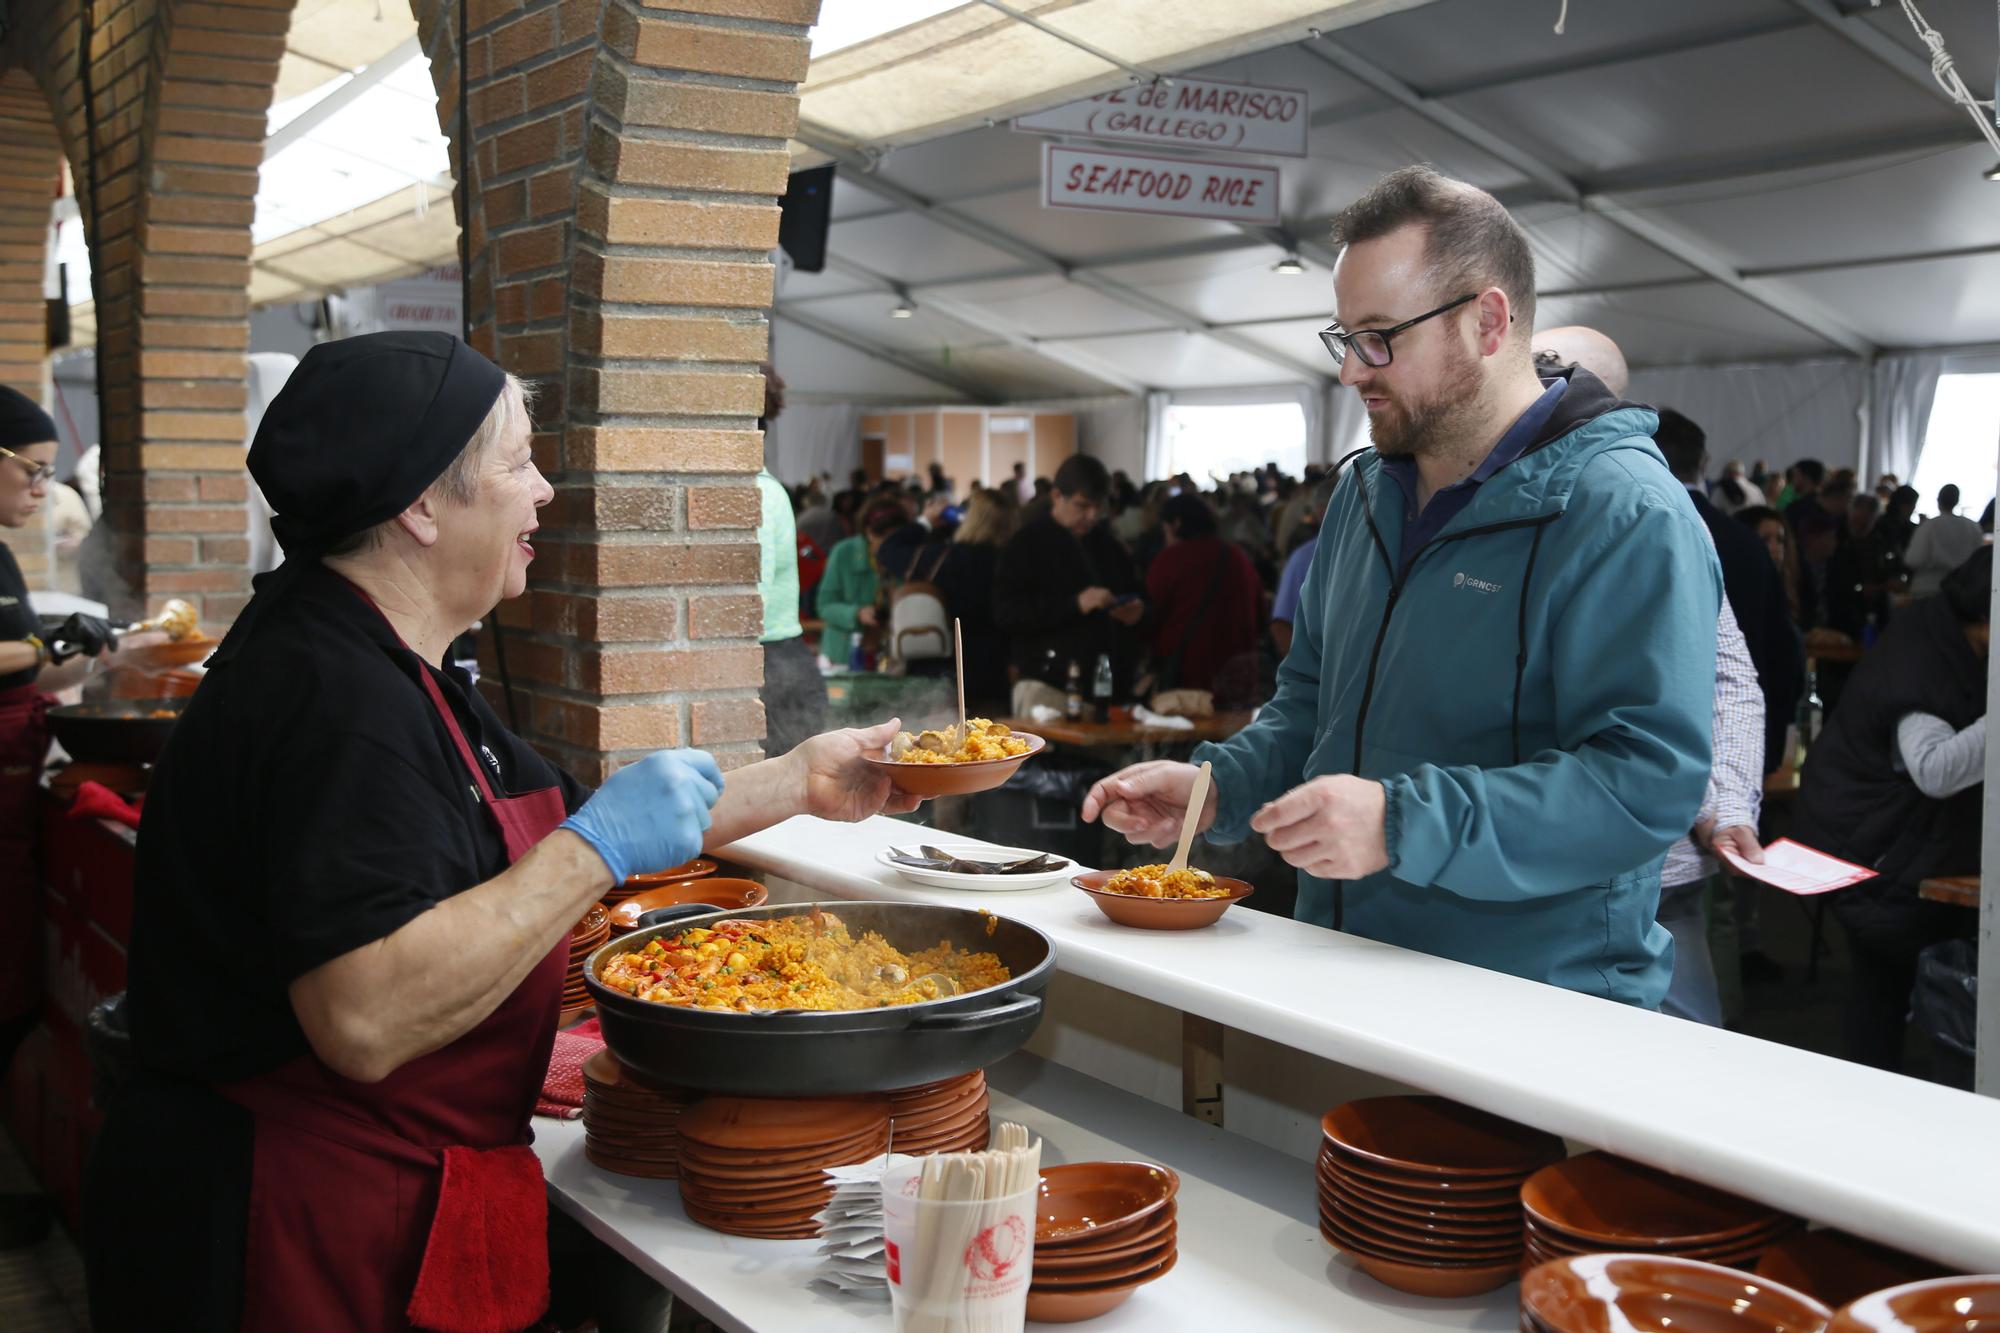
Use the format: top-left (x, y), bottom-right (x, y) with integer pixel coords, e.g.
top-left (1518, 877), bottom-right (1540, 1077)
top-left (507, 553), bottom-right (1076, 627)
top-left (760, 166), bottom-right (1990, 1083)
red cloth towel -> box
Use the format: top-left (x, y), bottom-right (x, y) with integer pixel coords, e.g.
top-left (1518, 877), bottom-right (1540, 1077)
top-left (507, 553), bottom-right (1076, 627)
top-left (68, 779), bottom-right (142, 828)
top-left (404, 1144), bottom-right (550, 1333)
top-left (535, 1017), bottom-right (603, 1120)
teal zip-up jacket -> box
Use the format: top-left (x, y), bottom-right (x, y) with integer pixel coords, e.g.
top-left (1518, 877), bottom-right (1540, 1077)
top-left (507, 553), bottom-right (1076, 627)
top-left (1193, 369), bottom-right (1721, 1007)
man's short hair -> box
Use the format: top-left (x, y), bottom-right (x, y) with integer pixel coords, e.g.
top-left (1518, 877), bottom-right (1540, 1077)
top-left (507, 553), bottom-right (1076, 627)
top-left (1052, 454), bottom-right (1109, 504)
top-left (1792, 459), bottom-right (1826, 486)
top-left (1652, 408), bottom-right (1706, 483)
top-left (1821, 470), bottom-right (1857, 502)
top-left (1332, 165), bottom-right (1536, 332)
top-left (1940, 483), bottom-right (1961, 511)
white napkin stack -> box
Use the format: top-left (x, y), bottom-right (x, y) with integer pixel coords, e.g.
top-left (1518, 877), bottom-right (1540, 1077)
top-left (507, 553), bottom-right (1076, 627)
top-left (810, 1152), bottom-right (911, 1300)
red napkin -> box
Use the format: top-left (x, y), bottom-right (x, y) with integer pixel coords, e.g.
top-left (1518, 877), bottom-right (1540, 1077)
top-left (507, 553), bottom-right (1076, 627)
top-left (535, 1017), bottom-right (603, 1120)
top-left (404, 1144), bottom-right (550, 1333)
top-left (68, 779), bottom-right (143, 828)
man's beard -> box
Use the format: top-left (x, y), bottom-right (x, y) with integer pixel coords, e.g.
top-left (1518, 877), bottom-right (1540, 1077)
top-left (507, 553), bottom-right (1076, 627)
top-left (1365, 344), bottom-right (1484, 458)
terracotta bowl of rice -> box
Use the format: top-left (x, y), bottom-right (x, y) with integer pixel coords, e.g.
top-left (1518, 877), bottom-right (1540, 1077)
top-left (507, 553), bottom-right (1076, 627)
top-left (1071, 866), bottom-right (1255, 930)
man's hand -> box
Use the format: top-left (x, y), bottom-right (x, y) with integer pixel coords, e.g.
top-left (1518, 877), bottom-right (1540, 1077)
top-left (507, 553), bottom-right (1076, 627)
top-left (857, 606), bottom-right (880, 628)
top-left (787, 719), bottom-right (924, 822)
top-left (1108, 598), bottom-right (1143, 626)
top-left (1076, 586), bottom-right (1115, 615)
top-left (1250, 776), bottom-right (1390, 880)
top-left (1082, 761), bottom-right (1215, 848)
top-left (922, 496), bottom-right (950, 526)
top-left (1700, 819), bottom-right (1765, 866)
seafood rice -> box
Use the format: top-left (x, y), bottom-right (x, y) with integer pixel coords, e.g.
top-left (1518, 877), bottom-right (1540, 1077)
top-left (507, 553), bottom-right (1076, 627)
top-left (597, 908), bottom-right (1010, 1011)
top-left (1101, 864), bottom-right (1231, 900)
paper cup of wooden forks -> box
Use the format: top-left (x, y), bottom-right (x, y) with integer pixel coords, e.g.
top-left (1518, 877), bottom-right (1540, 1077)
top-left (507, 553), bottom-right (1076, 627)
top-left (883, 1158), bottom-right (1036, 1333)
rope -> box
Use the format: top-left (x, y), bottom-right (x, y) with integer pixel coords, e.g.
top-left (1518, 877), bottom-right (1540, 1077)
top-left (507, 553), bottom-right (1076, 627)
top-left (1893, 0), bottom-right (2000, 157)
top-left (1553, 0), bottom-right (1568, 36)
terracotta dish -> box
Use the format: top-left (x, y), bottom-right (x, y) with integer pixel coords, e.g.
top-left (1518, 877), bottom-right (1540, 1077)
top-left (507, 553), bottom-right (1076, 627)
top-left (1024, 1251), bottom-right (1180, 1324)
top-left (1523, 1152), bottom-right (1792, 1249)
top-left (605, 858), bottom-right (719, 904)
top-left (1322, 1095), bottom-right (1566, 1177)
top-left (863, 732), bottom-right (1044, 798)
top-left (1830, 1276), bottom-right (2000, 1332)
top-left (1755, 1230), bottom-right (1951, 1308)
top-left (1036, 1161), bottom-right (1180, 1244)
top-left (1072, 870), bottom-right (1254, 929)
top-left (1522, 1253), bottom-right (1833, 1333)
top-left (607, 878), bottom-right (768, 933)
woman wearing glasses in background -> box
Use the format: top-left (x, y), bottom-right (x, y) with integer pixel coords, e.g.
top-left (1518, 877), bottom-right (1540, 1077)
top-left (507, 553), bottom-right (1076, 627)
top-left (0, 384), bottom-right (144, 1248)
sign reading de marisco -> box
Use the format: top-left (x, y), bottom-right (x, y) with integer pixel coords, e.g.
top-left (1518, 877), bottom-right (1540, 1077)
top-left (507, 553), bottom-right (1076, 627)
top-left (1016, 76), bottom-right (1308, 158)
top-left (1041, 143), bottom-right (1281, 225)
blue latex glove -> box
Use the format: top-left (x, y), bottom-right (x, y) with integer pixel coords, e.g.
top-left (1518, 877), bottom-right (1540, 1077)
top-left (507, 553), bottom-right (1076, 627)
top-left (560, 748), bottom-right (724, 885)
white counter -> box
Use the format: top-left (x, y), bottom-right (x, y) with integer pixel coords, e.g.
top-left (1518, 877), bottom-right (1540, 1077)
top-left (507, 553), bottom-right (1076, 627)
top-left (715, 814), bottom-right (2000, 1274)
top-left (536, 1052), bottom-right (1519, 1332)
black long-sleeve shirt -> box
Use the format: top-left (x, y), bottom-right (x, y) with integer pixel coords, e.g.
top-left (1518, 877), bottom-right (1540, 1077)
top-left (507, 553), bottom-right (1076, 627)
top-left (993, 514), bottom-right (1142, 691)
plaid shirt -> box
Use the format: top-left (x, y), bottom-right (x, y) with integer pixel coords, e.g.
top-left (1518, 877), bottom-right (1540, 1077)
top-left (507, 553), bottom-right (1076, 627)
top-left (1661, 597), bottom-right (1764, 887)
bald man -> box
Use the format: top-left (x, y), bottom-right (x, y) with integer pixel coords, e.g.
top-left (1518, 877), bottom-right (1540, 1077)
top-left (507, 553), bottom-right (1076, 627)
top-left (1533, 324), bottom-right (1630, 396)
top-left (1535, 326), bottom-right (1801, 1018)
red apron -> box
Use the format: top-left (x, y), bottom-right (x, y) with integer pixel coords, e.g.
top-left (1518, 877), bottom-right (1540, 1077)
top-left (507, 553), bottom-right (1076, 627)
top-left (219, 645), bottom-right (570, 1333)
top-left (0, 682), bottom-right (52, 1024)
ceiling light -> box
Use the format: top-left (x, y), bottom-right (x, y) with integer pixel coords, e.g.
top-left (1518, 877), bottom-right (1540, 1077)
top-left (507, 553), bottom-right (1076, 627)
top-left (890, 298), bottom-right (916, 318)
top-left (1985, 163), bottom-right (2000, 181)
top-left (1272, 253), bottom-right (1306, 276)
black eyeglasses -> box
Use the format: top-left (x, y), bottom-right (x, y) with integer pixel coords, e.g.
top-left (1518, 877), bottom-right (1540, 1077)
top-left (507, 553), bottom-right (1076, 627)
top-left (1318, 293), bottom-right (1479, 368)
top-left (0, 446), bottom-right (54, 485)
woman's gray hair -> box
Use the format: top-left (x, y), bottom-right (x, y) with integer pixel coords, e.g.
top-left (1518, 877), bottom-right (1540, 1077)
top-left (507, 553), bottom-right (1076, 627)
top-left (324, 373), bottom-right (535, 557)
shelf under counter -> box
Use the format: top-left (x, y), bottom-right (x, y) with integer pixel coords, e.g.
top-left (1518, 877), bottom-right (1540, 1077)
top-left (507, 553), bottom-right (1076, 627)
top-left (715, 814), bottom-right (2000, 1273)
top-left (535, 1050), bottom-right (1517, 1333)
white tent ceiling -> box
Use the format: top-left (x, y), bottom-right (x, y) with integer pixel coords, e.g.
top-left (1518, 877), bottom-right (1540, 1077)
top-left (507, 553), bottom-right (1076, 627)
top-left (774, 0), bottom-right (2000, 402)
top-left (62, 0), bottom-right (1997, 409)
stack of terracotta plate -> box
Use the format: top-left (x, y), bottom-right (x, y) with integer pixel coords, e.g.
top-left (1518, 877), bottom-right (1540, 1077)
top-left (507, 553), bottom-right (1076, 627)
top-left (886, 1070), bottom-right (990, 1156)
top-left (1522, 1253), bottom-right (1833, 1333)
top-left (561, 905), bottom-right (610, 1017)
top-left (1831, 1275), bottom-right (2000, 1331)
top-left (1027, 1162), bottom-right (1180, 1324)
top-left (1316, 1095), bottom-right (1565, 1298)
top-left (1522, 1151), bottom-right (1797, 1272)
top-left (580, 1049), bottom-right (696, 1180)
top-left (676, 1096), bottom-right (891, 1240)
top-left (604, 858), bottom-right (718, 905)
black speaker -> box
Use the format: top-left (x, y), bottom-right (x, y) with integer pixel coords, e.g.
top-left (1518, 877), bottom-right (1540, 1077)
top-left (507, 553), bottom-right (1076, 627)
top-left (45, 264), bottom-right (69, 350)
top-left (778, 164), bottom-right (834, 273)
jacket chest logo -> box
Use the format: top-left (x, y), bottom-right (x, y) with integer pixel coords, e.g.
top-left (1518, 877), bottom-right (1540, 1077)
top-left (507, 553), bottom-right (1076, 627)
top-left (1452, 571), bottom-right (1504, 594)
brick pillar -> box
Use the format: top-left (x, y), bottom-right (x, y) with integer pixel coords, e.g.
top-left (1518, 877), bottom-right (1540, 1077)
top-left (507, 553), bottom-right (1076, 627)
top-left (0, 69), bottom-right (65, 589)
top-left (9, 0), bottom-right (292, 623)
top-left (417, 0), bottom-right (816, 781)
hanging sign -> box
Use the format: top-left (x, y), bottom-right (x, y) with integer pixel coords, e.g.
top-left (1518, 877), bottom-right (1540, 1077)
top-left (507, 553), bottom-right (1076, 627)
top-left (1016, 76), bottom-right (1308, 158)
top-left (1041, 143), bottom-right (1281, 225)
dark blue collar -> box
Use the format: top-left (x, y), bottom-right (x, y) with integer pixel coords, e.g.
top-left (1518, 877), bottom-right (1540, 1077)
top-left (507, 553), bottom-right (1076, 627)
top-left (1380, 378), bottom-right (1568, 504)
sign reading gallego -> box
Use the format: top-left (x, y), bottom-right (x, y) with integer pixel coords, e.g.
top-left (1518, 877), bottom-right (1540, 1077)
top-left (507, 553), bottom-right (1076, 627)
top-left (1016, 76), bottom-right (1308, 158)
top-left (1041, 142), bottom-right (1281, 225)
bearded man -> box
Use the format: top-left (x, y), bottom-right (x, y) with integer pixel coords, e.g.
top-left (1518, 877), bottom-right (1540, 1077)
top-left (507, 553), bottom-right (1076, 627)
top-left (1083, 166), bottom-right (1722, 1008)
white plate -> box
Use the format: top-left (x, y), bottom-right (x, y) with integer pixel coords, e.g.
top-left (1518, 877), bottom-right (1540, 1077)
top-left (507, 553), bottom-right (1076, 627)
top-left (875, 843), bottom-right (1074, 891)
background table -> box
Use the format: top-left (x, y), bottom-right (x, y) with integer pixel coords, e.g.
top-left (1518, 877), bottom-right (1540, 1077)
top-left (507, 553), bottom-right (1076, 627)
top-left (996, 711), bottom-right (1252, 749)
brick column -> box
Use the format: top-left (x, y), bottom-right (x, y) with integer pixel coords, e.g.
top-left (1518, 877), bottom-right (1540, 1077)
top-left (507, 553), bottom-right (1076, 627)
top-left (0, 70), bottom-right (66, 588)
top-left (417, 0), bottom-right (816, 781)
top-left (9, 0), bottom-right (293, 623)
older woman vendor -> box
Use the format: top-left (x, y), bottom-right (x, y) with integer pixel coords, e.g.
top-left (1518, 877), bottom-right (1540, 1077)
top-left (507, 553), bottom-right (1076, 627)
top-left (82, 333), bottom-right (917, 1330)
